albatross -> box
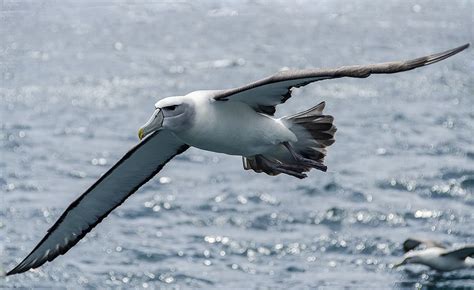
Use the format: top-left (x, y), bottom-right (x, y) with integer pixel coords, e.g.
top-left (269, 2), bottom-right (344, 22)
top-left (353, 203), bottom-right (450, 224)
top-left (394, 238), bottom-right (474, 271)
top-left (7, 44), bottom-right (469, 275)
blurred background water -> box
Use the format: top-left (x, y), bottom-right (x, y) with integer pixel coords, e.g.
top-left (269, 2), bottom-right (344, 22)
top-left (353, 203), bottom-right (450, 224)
top-left (1, 0), bottom-right (473, 288)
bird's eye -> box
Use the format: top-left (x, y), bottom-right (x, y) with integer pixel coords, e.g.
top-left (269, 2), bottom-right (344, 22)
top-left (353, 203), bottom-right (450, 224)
top-left (163, 105), bottom-right (177, 111)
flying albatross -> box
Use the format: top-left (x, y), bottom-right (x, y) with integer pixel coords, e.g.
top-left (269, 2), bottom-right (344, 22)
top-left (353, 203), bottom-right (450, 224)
top-left (7, 44), bottom-right (469, 275)
top-left (394, 238), bottom-right (474, 271)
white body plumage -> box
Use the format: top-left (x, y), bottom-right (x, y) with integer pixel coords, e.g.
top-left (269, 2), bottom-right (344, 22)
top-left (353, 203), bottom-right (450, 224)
top-left (396, 241), bottom-right (474, 272)
top-left (404, 247), bottom-right (473, 271)
top-left (166, 91), bottom-right (297, 157)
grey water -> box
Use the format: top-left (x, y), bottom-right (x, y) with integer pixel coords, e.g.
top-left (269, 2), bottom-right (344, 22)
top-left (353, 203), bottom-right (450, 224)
top-left (1, 0), bottom-right (473, 288)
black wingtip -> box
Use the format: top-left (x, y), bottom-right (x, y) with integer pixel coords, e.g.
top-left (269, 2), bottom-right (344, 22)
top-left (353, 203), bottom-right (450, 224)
top-left (5, 265), bottom-right (25, 276)
top-left (444, 43), bottom-right (470, 55)
top-left (459, 43), bottom-right (470, 50)
top-left (425, 43), bottom-right (470, 65)
top-left (6, 269), bottom-right (17, 276)
top-left (444, 43), bottom-right (469, 55)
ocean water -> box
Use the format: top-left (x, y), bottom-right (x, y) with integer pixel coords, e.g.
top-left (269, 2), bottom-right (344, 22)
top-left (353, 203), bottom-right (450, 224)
top-left (1, 0), bottom-right (473, 288)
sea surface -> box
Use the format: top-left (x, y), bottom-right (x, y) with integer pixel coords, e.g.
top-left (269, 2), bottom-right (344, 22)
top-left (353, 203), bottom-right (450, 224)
top-left (1, 0), bottom-right (473, 288)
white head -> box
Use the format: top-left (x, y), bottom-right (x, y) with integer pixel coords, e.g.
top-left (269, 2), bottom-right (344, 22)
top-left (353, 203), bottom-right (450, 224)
top-left (138, 96), bottom-right (195, 140)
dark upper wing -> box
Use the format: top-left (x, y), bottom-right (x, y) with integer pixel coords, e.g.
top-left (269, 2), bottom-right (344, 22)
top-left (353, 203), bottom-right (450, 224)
top-left (441, 246), bottom-right (474, 260)
top-left (7, 130), bottom-right (189, 275)
top-left (214, 44), bottom-right (469, 115)
top-left (403, 238), bottom-right (447, 253)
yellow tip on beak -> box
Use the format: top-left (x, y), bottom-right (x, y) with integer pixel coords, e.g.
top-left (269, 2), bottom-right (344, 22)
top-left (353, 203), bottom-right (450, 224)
top-left (138, 128), bottom-right (144, 140)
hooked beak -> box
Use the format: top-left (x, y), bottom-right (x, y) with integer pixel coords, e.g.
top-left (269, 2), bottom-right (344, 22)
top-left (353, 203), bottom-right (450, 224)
top-left (138, 109), bottom-right (164, 140)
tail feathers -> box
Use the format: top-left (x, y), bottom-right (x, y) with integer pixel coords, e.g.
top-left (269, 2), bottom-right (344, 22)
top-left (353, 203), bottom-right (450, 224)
top-left (286, 101), bottom-right (337, 151)
top-left (296, 116), bottom-right (336, 147)
top-left (243, 101), bottom-right (337, 178)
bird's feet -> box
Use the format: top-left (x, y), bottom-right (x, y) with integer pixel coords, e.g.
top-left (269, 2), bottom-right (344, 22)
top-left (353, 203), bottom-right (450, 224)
top-left (276, 165), bottom-right (307, 179)
top-left (259, 156), bottom-right (307, 179)
top-left (282, 142), bottom-right (327, 172)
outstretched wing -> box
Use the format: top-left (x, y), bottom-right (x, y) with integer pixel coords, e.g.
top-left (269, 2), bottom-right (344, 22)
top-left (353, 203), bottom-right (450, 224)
top-left (7, 130), bottom-right (189, 275)
top-left (403, 238), bottom-right (447, 253)
top-left (441, 246), bottom-right (474, 260)
top-left (214, 44), bottom-right (469, 115)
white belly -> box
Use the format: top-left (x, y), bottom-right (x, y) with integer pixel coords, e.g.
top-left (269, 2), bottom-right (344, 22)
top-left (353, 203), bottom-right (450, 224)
top-left (427, 256), bottom-right (466, 271)
top-left (175, 98), bottom-right (296, 156)
top-left (418, 248), bottom-right (468, 271)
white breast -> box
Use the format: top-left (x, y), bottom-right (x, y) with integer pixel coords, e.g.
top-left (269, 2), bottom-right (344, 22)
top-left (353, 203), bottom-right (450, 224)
top-left (175, 92), bottom-right (296, 156)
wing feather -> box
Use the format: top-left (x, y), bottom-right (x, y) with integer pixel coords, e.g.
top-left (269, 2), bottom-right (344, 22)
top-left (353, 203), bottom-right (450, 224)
top-left (214, 44), bottom-right (469, 114)
top-left (7, 130), bottom-right (188, 275)
top-left (441, 246), bottom-right (474, 260)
